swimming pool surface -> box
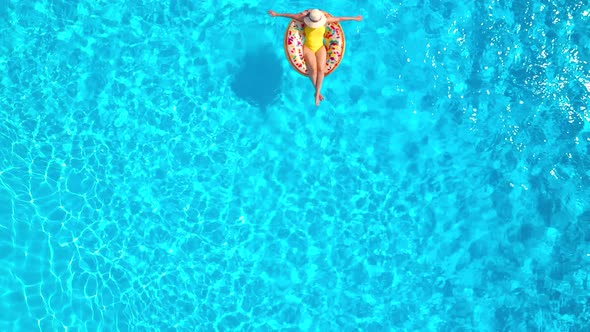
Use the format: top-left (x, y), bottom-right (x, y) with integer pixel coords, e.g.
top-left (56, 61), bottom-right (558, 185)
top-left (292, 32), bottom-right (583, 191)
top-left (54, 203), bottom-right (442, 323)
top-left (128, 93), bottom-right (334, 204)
top-left (1, 0), bottom-right (590, 330)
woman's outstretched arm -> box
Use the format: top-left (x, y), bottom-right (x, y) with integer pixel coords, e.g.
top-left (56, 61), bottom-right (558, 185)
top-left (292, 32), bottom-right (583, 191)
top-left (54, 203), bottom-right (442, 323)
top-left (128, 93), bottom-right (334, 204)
top-left (326, 15), bottom-right (363, 23)
top-left (268, 10), bottom-right (309, 22)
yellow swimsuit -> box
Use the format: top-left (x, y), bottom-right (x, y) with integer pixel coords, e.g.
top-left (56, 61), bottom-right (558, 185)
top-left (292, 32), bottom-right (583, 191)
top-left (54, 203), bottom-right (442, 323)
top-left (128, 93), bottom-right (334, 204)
top-left (304, 26), bottom-right (326, 52)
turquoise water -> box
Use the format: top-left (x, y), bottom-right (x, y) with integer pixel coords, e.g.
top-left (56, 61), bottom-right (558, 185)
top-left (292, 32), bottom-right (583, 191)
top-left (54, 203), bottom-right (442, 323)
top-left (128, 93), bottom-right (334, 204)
top-left (1, 0), bottom-right (590, 330)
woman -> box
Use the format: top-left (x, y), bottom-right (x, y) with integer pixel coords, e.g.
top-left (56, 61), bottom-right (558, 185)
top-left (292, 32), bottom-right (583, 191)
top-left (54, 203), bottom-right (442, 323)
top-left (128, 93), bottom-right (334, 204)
top-left (268, 9), bottom-right (363, 106)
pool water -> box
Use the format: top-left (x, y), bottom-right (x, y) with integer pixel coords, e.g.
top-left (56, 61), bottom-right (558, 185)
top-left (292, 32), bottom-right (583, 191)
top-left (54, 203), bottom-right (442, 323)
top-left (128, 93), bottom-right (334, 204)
top-left (1, 0), bottom-right (590, 330)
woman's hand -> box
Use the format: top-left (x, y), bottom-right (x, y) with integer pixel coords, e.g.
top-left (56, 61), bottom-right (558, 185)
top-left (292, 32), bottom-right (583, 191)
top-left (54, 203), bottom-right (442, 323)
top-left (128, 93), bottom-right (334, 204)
top-left (268, 10), bottom-right (278, 17)
top-left (354, 15), bottom-right (363, 21)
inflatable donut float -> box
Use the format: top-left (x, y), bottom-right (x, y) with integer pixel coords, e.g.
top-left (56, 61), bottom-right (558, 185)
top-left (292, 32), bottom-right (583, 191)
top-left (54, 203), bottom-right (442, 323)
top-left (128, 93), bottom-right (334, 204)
top-left (283, 12), bottom-right (346, 76)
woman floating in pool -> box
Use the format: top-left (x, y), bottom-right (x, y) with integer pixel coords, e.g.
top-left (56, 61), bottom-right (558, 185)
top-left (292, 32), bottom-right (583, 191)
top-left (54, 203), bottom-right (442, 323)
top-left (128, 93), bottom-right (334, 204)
top-left (268, 9), bottom-right (363, 106)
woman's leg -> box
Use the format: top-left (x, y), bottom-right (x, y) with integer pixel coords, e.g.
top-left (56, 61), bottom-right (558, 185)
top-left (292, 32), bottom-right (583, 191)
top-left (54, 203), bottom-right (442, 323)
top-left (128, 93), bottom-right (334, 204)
top-left (314, 46), bottom-right (327, 105)
top-left (303, 46), bottom-right (318, 95)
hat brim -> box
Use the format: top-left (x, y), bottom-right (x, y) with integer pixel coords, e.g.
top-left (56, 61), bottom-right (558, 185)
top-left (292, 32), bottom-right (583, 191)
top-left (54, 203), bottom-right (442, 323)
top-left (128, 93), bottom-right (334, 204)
top-left (304, 15), bottom-right (327, 28)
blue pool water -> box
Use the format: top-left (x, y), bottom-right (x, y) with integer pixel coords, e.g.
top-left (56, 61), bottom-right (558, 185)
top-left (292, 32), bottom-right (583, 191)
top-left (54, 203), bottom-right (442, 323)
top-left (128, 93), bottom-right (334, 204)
top-left (1, 0), bottom-right (590, 330)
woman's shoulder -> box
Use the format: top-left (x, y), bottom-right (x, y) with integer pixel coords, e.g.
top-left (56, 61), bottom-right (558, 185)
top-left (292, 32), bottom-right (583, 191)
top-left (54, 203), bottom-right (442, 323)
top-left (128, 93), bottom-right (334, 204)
top-left (303, 24), bottom-right (327, 29)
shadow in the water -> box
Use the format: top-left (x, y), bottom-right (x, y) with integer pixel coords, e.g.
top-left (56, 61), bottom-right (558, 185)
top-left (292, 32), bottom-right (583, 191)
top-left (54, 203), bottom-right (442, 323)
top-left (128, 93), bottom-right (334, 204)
top-left (231, 46), bottom-right (282, 111)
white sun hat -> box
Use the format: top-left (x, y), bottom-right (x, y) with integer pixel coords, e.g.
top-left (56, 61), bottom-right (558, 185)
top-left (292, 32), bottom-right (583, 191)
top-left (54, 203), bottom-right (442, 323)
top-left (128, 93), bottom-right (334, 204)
top-left (304, 9), bottom-right (327, 28)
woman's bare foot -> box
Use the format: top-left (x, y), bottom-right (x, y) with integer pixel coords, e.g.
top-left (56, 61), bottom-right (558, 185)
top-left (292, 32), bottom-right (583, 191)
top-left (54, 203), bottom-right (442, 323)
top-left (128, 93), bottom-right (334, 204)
top-left (314, 93), bottom-right (324, 106)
